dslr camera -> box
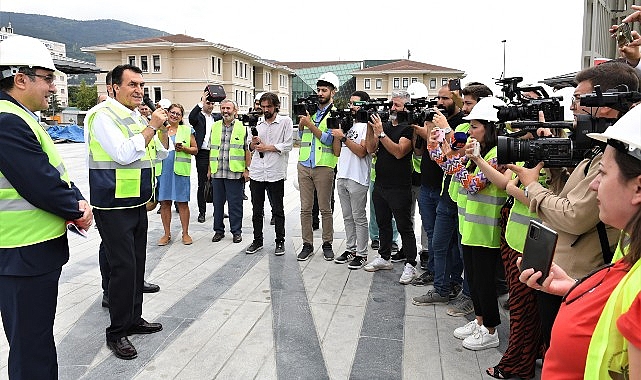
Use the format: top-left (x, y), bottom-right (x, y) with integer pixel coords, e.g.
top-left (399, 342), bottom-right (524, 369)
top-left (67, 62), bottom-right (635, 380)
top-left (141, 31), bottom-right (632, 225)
top-left (239, 111), bottom-right (262, 127)
top-left (293, 94), bottom-right (320, 116)
top-left (497, 85), bottom-right (641, 167)
top-left (326, 109), bottom-right (353, 133)
top-left (494, 77), bottom-right (564, 122)
top-left (353, 98), bottom-right (392, 123)
top-left (403, 98), bottom-right (449, 125)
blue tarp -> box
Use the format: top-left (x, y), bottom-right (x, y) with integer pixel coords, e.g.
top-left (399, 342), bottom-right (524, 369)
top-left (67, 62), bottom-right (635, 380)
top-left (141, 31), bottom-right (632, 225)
top-left (46, 124), bottom-right (85, 143)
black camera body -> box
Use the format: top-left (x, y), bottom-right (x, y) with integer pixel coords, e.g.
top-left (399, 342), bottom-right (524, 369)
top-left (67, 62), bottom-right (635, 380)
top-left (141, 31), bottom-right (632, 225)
top-left (494, 76), bottom-right (564, 123)
top-left (239, 111), bottom-right (262, 127)
top-left (403, 98), bottom-right (449, 125)
top-left (326, 109), bottom-right (353, 133)
top-left (354, 98), bottom-right (392, 123)
top-left (293, 95), bottom-right (320, 116)
top-left (205, 84), bottom-right (226, 103)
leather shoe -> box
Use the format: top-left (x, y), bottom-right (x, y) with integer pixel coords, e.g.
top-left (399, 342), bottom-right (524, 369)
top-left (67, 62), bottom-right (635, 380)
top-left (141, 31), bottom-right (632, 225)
top-left (127, 319), bottom-right (163, 335)
top-left (101, 294), bottom-right (109, 308)
top-left (212, 232), bottom-right (225, 242)
top-left (107, 337), bottom-right (137, 360)
top-left (233, 234), bottom-right (242, 243)
top-left (197, 213), bottom-right (205, 223)
top-left (143, 281), bottom-right (160, 293)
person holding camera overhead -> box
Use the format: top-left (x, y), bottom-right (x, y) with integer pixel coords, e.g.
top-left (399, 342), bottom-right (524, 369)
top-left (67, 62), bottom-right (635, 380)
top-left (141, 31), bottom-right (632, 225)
top-left (363, 90), bottom-right (418, 284)
top-left (189, 88), bottom-right (223, 223)
top-left (330, 90), bottom-right (372, 269)
top-left (157, 103), bottom-right (198, 246)
top-left (296, 72), bottom-right (340, 261)
top-left (209, 99), bottom-right (251, 244)
top-left (509, 61), bottom-right (638, 350)
top-left (518, 105), bottom-right (641, 380)
top-left (245, 92), bottom-right (293, 255)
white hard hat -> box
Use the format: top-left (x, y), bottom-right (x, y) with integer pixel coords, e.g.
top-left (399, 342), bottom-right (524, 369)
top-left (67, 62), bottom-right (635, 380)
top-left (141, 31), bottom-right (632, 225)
top-left (158, 98), bottom-right (172, 109)
top-left (463, 97), bottom-right (506, 122)
top-left (588, 104), bottom-right (641, 159)
top-left (407, 82), bottom-right (429, 99)
top-left (0, 35), bottom-right (56, 78)
top-left (317, 72), bottom-right (339, 90)
top-left (255, 92), bottom-right (266, 101)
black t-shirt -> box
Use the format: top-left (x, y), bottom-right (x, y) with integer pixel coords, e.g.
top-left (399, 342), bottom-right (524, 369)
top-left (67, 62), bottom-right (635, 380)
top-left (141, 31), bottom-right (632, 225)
top-left (375, 121), bottom-right (413, 188)
top-left (420, 111), bottom-right (466, 190)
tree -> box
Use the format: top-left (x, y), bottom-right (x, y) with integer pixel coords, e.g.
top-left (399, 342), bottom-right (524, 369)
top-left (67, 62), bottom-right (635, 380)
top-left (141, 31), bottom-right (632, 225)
top-left (42, 94), bottom-right (61, 117)
top-left (73, 80), bottom-right (98, 111)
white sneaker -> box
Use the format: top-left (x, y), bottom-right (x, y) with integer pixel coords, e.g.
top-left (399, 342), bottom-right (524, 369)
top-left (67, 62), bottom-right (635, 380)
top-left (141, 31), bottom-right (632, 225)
top-left (363, 257), bottom-right (393, 272)
top-left (453, 320), bottom-right (480, 340)
top-left (399, 263), bottom-right (417, 284)
top-left (462, 325), bottom-right (499, 351)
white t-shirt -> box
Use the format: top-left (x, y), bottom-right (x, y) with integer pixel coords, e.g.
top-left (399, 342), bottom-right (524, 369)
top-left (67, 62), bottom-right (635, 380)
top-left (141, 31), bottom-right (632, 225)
top-left (336, 122), bottom-right (371, 186)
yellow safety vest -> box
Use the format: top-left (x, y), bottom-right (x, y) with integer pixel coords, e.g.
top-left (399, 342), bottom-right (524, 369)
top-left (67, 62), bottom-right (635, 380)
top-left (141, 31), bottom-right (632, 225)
top-left (584, 240), bottom-right (639, 379)
top-left (460, 146), bottom-right (507, 248)
top-left (209, 120), bottom-right (247, 173)
top-left (0, 100), bottom-right (69, 248)
top-left (505, 164), bottom-right (547, 252)
top-left (156, 125), bottom-right (192, 177)
top-left (298, 109), bottom-right (338, 168)
top-left (86, 102), bottom-right (156, 209)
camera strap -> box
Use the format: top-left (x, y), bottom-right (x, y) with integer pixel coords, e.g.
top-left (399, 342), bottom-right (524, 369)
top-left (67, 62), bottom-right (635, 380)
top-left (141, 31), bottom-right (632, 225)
top-left (314, 103), bottom-right (334, 126)
top-left (583, 147), bottom-right (613, 263)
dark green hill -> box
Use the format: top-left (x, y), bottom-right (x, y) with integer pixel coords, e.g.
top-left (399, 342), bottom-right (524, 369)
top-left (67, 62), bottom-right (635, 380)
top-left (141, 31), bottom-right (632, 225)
top-left (0, 12), bottom-right (168, 63)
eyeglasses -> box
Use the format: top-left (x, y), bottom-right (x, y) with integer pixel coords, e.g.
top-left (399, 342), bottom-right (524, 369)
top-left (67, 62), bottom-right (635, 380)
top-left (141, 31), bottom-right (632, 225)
top-left (169, 111), bottom-right (183, 117)
top-left (29, 73), bottom-right (55, 85)
top-left (562, 263), bottom-right (614, 305)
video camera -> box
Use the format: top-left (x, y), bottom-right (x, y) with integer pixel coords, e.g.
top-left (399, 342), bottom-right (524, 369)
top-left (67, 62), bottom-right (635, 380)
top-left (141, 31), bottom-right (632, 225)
top-left (497, 85), bottom-right (639, 167)
top-left (326, 109), bottom-right (353, 133)
top-left (403, 98), bottom-right (449, 125)
top-left (494, 77), bottom-right (564, 122)
top-left (239, 111), bottom-right (262, 127)
top-left (293, 94), bottom-right (320, 116)
top-left (353, 98), bottom-right (392, 123)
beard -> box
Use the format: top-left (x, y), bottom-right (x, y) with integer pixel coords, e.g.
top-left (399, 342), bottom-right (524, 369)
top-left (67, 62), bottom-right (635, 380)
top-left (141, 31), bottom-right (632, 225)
top-left (263, 110), bottom-right (274, 119)
top-left (222, 113), bottom-right (235, 123)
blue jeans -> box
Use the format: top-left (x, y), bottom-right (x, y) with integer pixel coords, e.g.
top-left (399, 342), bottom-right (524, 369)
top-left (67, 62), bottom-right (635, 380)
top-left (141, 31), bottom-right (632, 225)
top-left (431, 192), bottom-right (465, 296)
top-left (212, 177), bottom-right (244, 235)
top-left (368, 180), bottom-right (398, 243)
top-left (417, 185), bottom-right (439, 274)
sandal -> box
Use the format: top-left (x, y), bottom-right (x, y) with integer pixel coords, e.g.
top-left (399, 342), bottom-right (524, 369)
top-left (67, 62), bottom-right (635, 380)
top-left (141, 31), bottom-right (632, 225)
top-left (486, 366), bottom-right (512, 379)
top-left (158, 235), bottom-right (171, 246)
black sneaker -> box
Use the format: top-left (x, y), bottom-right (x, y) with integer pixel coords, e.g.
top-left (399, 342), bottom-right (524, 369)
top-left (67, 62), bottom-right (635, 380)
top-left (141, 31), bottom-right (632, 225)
top-left (390, 247), bottom-right (405, 263)
top-left (371, 240), bottom-right (380, 250)
top-left (334, 251), bottom-right (355, 264)
top-left (391, 242), bottom-right (399, 253)
top-left (297, 243), bottom-right (314, 261)
top-left (411, 271), bottom-right (434, 286)
top-left (322, 242), bottom-right (334, 261)
top-left (449, 283), bottom-right (463, 300)
top-left (197, 213), bottom-right (205, 223)
top-left (274, 241), bottom-right (285, 256)
top-left (347, 256), bottom-right (367, 270)
top-left (246, 240), bottom-right (263, 254)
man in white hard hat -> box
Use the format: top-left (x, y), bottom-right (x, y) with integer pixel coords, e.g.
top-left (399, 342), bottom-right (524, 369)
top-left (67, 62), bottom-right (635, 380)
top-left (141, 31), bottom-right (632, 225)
top-left (296, 72), bottom-right (340, 261)
top-left (86, 64), bottom-right (170, 360)
top-left (0, 35), bottom-right (93, 378)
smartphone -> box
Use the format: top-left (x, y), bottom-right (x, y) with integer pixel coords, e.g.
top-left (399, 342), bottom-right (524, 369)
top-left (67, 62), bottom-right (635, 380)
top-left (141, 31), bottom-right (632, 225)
top-left (175, 142), bottom-right (183, 149)
top-left (435, 128), bottom-right (446, 142)
top-left (521, 220), bottom-right (558, 285)
top-left (617, 23), bottom-right (633, 47)
top-left (472, 141), bottom-right (480, 157)
top-left (449, 78), bottom-right (461, 91)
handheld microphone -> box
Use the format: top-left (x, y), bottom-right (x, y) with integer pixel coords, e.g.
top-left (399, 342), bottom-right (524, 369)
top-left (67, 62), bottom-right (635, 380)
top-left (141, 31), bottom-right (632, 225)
top-left (142, 96), bottom-right (169, 127)
top-left (251, 127), bottom-right (263, 158)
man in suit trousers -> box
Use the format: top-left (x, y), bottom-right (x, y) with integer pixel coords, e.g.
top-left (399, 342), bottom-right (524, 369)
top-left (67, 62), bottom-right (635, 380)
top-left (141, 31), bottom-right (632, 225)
top-left (189, 89), bottom-right (222, 223)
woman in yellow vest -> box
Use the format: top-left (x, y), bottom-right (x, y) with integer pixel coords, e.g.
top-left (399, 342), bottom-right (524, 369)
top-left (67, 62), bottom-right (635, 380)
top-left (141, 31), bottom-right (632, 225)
top-left (157, 104), bottom-right (197, 245)
top-left (518, 107), bottom-right (641, 379)
top-left (443, 97), bottom-right (508, 351)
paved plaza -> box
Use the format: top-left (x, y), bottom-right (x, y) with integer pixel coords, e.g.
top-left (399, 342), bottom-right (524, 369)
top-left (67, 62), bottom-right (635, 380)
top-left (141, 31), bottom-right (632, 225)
top-left (0, 142), bottom-right (542, 379)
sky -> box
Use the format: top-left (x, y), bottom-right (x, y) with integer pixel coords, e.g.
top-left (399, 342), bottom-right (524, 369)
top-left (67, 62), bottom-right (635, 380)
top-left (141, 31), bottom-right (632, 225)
top-left (1, 0), bottom-right (589, 97)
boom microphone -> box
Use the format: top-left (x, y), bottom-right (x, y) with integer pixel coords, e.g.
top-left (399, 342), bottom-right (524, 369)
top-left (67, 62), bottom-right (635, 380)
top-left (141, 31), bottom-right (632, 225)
top-left (142, 95), bottom-right (169, 127)
top-left (251, 127), bottom-right (263, 158)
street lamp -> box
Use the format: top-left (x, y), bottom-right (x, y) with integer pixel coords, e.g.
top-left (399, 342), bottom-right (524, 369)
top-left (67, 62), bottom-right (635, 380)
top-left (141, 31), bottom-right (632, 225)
top-left (501, 40), bottom-right (507, 79)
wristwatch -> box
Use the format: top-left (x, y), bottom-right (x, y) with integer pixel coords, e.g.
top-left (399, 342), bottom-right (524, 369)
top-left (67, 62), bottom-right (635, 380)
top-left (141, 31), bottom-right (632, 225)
top-left (340, 136), bottom-right (347, 143)
top-left (442, 127), bottom-right (452, 134)
top-left (378, 132), bottom-right (386, 139)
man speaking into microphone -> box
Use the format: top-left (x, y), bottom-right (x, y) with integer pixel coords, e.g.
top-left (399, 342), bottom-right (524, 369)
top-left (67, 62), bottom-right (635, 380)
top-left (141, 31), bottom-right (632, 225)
top-left (245, 92), bottom-right (293, 255)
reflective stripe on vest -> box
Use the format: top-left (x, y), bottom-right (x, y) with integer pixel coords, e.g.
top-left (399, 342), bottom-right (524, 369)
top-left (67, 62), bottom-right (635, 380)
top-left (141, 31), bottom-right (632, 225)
top-left (460, 147), bottom-right (507, 248)
top-left (298, 110), bottom-right (338, 168)
top-left (0, 100), bottom-right (69, 248)
top-left (209, 120), bottom-right (247, 173)
top-left (584, 242), bottom-right (639, 379)
top-left (86, 102), bottom-right (156, 209)
top-left (505, 200), bottom-right (540, 253)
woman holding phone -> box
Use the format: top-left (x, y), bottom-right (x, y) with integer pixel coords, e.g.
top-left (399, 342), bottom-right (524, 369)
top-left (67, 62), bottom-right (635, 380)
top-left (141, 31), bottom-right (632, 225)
top-left (157, 103), bottom-right (198, 245)
top-left (518, 107), bottom-right (641, 379)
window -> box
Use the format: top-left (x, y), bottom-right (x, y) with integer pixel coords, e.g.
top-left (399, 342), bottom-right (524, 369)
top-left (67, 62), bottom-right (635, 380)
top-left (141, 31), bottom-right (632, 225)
top-left (402, 77), bottom-right (409, 89)
top-left (152, 55), bottom-right (160, 72)
top-left (265, 72), bottom-right (271, 85)
top-left (376, 78), bottom-right (382, 90)
top-left (393, 77), bottom-right (400, 89)
top-left (59, 75), bottom-right (64, 81)
top-left (60, 88), bottom-right (65, 94)
top-left (364, 78), bottom-right (371, 89)
top-left (279, 74), bottom-right (288, 88)
top-left (442, 78), bottom-right (449, 86)
top-left (216, 58), bottom-right (222, 75)
top-left (140, 56), bottom-right (148, 72)
top-left (143, 88), bottom-right (150, 99)
top-left (429, 78), bottom-right (436, 89)
top-left (244, 63), bottom-right (248, 79)
top-left (153, 87), bottom-right (162, 102)
top-left (235, 90), bottom-right (239, 104)
top-left (128, 56), bottom-right (136, 66)
top-left (234, 60), bottom-right (239, 77)
top-left (411, 77), bottom-right (418, 83)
